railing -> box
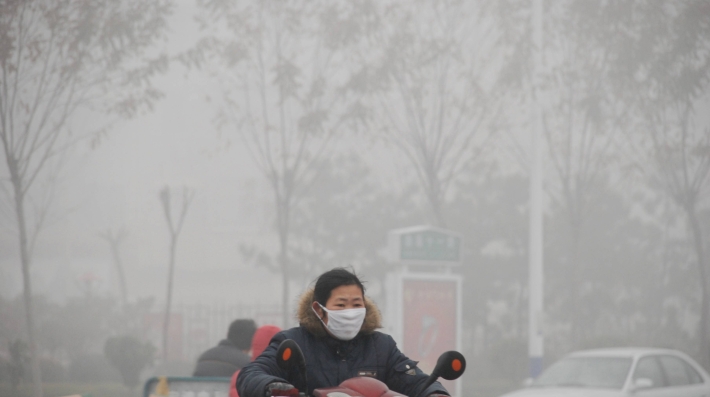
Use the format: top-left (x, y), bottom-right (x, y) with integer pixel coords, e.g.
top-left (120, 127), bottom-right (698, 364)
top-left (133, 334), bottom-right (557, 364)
top-left (146, 302), bottom-right (282, 364)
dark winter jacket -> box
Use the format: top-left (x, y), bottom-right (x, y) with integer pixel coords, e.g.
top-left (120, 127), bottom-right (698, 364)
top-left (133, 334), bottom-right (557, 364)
top-left (236, 289), bottom-right (448, 397)
top-left (193, 339), bottom-right (251, 377)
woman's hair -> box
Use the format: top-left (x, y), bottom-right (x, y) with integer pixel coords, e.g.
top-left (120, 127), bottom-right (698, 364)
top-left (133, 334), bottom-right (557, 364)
top-left (312, 267), bottom-right (365, 305)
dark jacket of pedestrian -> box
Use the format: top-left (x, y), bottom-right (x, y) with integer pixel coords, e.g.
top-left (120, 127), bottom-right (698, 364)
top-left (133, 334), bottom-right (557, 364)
top-left (193, 319), bottom-right (256, 377)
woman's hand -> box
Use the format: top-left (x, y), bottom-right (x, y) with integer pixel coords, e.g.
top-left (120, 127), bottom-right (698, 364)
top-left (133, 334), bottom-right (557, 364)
top-left (265, 382), bottom-right (298, 397)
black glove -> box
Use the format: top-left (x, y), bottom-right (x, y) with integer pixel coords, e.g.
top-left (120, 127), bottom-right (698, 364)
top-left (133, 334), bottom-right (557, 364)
top-left (265, 382), bottom-right (298, 397)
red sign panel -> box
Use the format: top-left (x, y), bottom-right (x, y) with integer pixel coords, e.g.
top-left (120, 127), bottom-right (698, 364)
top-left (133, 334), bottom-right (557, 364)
top-left (402, 279), bottom-right (458, 395)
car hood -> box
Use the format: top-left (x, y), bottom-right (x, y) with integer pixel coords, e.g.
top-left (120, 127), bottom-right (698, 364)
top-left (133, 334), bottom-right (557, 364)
top-left (498, 387), bottom-right (625, 397)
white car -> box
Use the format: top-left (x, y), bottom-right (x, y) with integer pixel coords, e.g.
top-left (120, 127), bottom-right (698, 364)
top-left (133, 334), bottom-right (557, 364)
top-left (498, 347), bottom-right (710, 397)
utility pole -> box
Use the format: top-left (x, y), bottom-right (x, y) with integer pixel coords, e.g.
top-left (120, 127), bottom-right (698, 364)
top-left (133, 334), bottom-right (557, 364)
top-left (529, 0), bottom-right (544, 379)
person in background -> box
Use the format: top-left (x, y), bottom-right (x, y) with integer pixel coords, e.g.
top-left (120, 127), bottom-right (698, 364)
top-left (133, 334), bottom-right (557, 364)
top-left (230, 324), bottom-right (282, 397)
top-left (193, 318), bottom-right (257, 377)
top-left (237, 267), bottom-right (450, 397)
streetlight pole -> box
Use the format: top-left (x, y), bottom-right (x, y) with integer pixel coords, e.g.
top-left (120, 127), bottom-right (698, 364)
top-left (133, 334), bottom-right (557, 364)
top-left (529, 0), bottom-right (544, 379)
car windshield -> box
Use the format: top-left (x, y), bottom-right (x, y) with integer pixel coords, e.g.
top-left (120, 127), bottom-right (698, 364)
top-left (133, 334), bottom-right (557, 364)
top-left (532, 356), bottom-right (632, 389)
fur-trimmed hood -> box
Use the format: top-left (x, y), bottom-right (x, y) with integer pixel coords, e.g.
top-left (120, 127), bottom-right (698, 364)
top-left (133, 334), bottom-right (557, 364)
top-left (296, 288), bottom-right (382, 337)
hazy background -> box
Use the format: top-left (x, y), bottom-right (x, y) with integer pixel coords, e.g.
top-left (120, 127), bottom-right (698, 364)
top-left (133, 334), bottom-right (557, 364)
top-left (1, 0), bottom-right (709, 396)
top-left (1, 1), bottom-right (278, 304)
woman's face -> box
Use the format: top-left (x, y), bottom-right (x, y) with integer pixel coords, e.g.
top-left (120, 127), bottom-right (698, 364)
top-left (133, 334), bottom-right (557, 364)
top-left (313, 284), bottom-right (364, 324)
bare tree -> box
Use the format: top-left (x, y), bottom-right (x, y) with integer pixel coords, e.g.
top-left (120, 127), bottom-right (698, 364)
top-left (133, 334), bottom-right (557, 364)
top-left (535, 1), bottom-right (634, 346)
top-left (629, 11), bottom-right (710, 364)
top-left (186, 0), bottom-right (366, 327)
top-left (642, 105), bottom-right (710, 364)
top-left (362, 0), bottom-right (502, 227)
top-left (494, 0), bottom-right (672, 348)
top-left (158, 186), bottom-right (194, 363)
top-left (600, 0), bottom-right (710, 366)
top-left (0, 1), bottom-right (173, 395)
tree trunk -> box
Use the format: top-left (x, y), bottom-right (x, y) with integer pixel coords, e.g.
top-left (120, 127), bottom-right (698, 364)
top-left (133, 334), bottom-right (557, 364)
top-left (159, 186), bottom-right (193, 364)
top-left (109, 237), bottom-right (129, 309)
top-left (101, 230), bottom-right (129, 310)
top-left (426, 183), bottom-right (446, 228)
top-left (280, 252), bottom-right (290, 329)
top-left (10, 167), bottom-right (43, 397)
top-left (162, 236), bottom-right (177, 363)
top-left (568, 214), bottom-right (583, 347)
top-left (687, 205), bottom-right (709, 368)
top-left (279, 198), bottom-right (291, 328)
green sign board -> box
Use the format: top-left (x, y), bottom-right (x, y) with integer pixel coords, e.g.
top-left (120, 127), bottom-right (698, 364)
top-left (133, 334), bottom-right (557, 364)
top-left (392, 227), bottom-right (461, 263)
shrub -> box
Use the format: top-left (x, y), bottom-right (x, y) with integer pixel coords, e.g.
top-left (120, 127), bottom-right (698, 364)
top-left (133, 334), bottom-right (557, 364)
top-left (104, 335), bottom-right (155, 391)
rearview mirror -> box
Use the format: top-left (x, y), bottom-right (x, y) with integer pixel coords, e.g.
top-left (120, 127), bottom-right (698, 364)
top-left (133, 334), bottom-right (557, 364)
top-left (416, 351), bottom-right (466, 397)
top-left (432, 351), bottom-right (466, 381)
top-left (276, 339), bottom-right (306, 373)
top-left (275, 339), bottom-right (307, 397)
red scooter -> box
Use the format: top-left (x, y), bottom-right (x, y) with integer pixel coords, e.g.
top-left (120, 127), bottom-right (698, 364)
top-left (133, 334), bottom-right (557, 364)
top-left (274, 339), bottom-right (466, 397)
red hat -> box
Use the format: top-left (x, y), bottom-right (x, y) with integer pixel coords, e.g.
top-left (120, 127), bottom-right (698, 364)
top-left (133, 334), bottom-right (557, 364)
top-left (251, 325), bottom-right (281, 361)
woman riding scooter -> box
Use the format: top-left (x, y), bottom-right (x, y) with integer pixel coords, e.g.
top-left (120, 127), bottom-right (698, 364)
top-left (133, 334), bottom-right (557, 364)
top-left (237, 267), bottom-right (450, 397)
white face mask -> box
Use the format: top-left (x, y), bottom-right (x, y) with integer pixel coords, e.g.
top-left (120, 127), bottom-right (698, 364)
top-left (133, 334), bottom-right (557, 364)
top-left (313, 302), bottom-right (366, 341)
